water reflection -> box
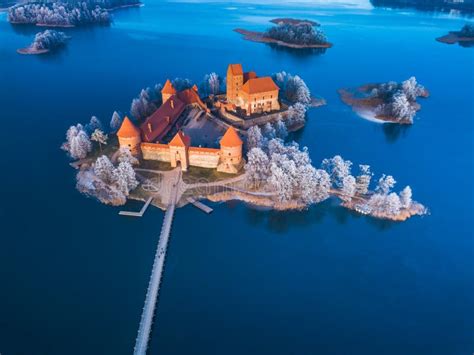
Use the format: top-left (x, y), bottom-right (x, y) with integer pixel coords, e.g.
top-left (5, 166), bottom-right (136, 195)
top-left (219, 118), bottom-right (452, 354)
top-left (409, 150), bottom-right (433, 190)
top-left (382, 122), bottom-right (410, 143)
top-left (267, 43), bottom-right (328, 57)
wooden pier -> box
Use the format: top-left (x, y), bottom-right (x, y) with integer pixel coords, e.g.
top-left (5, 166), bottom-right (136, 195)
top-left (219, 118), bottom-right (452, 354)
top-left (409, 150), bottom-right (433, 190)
top-left (186, 197), bottom-right (213, 214)
top-left (119, 197), bottom-right (153, 217)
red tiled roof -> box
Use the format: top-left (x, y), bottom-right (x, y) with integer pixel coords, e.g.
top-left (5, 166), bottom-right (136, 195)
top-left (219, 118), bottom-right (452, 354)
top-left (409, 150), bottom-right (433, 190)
top-left (177, 88), bottom-right (207, 110)
top-left (169, 130), bottom-right (190, 147)
top-left (244, 71), bottom-right (257, 82)
top-left (162, 79), bottom-right (176, 94)
top-left (228, 64), bottom-right (243, 76)
top-left (140, 95), bottom-right (186, 143)
top-left (117, 116), bottom-right (140, 138)
top-left (220, 127), bottom-right (243, 147)
top-left (241, 77), bottom-right (279, 95)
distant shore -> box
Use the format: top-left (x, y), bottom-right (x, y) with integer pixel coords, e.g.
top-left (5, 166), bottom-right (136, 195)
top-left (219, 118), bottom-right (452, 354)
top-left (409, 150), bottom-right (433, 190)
top-left (234, 28), bottom-right (332, 49)
top-left (436, 32), bottom-right (474, 45)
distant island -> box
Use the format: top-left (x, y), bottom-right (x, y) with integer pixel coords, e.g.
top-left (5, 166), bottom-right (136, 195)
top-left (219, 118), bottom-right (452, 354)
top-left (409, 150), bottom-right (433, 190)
top-left (17, 30), bottom-right (69, 54)
top-left (339, 77), bottom-right (429, 124)
top-left (62, 63), bottom-right (427, 222)
top-left (8, 0), bottom-right (141, 27)
top-left (235, 18), bottom-right (332, 50)
top-left (370, 0), bottom-right (474, 15)
top-left (436, 24), bottom-right (474, 47)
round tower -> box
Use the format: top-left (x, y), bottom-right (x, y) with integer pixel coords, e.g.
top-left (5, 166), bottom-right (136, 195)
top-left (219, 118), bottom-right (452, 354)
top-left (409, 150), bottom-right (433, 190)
top-left (117, 116), bottom-right (141, 155)
top-left (218, 127), bottom-right (243, 173)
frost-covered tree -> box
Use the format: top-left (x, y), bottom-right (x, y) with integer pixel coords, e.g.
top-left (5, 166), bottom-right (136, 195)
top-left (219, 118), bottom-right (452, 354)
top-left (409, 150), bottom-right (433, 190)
top-left (28, 30), bottom-right (68, 51)
top-left (91, 129), bottom-right (108, 153)
top-left (460, 24), bottom-right (474, 37)
top-left (63, 124), bottom-right (92, 159)
top-left (390, 92), bottom-right (416, 122)
top-left (265, 23), bottom-right (328, 46)
top-left (341, 175), bottom-right (356, 202)
top-left (247, 125), bottom-right (265, 150)
top-left (298, 164), bottom-right (331, 204)
top-left (273, 72), bottom-right (311, 105)
top-left (262, 122), bottom-right (277, 139)
top-left (386, 193), bottom-right (402, 216)
top-left (131, 88), bottom-right (156, 121)
top-left (245, 147), bottom-right (270, 186)
top-left (113, 161), bottom-right (139, 196)
top-left (110, 111), bottom-right (123, 131)
top-left (86, 116), bottom-right (102, 133)
top-left (402, 76), bottom-right (425, 102)
top-left (286, 102), bottom-right (307, 127)
top-left (355, 164), bottom-right (372, 195)
top-left (172, 78), bottom-right (193, 91)
top-left (376, 174), bottom-right (396, 195)
top-left (117, 147), bottom-right (139, 165)
top-left (399, 186), bottom-right (412, 209)
top-left (274, 118), bottom-right (288, 140)
top-left (321, 155), bottom-right (353, 188)
top-left (94, 155), bottom-right (116, 184)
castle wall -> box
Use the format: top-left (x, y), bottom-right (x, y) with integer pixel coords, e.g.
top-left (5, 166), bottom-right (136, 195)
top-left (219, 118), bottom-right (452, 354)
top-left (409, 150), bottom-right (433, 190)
top-left (141, 143), bottom-right (171, 162)
top-left (240, 90), bottom-right (280, 115)
top-left (119, 136), bottom-right (141, 155)
top-left (189, 148), bottom-right (220, 168)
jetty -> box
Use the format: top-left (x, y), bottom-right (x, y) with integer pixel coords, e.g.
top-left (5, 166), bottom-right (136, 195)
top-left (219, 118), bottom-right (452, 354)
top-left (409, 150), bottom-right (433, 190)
top-left (119, 197), bottom-right (154, 217)
top-left (133, 170), bottom-right (181, 355)
top-left (186, 197), bottom-right (213, 214)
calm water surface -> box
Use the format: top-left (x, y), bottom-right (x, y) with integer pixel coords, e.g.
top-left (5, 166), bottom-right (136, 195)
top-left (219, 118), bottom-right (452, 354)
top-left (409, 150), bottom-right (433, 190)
top-left (0, 2), bottom-right (473, 355)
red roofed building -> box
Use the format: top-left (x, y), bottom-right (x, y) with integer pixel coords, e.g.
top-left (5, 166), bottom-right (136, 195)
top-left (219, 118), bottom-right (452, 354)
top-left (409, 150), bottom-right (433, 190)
top-left (226, 64), bottom-right (280, 116)
top-left (162, 79), bottom-right (177, 103)
top-left (117, 116), bottom-right (141, 154)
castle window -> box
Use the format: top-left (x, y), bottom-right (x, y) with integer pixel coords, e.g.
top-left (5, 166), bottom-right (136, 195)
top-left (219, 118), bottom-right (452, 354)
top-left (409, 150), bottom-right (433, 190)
top-left (228, 153), bottom-right (231, 156)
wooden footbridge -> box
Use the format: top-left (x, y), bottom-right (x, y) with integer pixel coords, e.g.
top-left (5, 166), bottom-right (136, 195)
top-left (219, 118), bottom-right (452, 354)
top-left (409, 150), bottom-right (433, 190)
top-left (133, 170), bottom-right (181, 355)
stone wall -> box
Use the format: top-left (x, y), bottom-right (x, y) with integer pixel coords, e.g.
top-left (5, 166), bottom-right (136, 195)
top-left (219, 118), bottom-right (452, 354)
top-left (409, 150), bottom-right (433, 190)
top-left (218, 106), bottom-right (289, 130)
top-left (189, 148), bottom-right (220, 168)
top-left (141, 143), bottom-right (171, 162)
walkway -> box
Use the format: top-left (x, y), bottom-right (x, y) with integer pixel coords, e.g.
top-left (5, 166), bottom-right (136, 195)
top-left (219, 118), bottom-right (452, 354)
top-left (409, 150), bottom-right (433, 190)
top-left (133, 169), bottom-right (181, 355)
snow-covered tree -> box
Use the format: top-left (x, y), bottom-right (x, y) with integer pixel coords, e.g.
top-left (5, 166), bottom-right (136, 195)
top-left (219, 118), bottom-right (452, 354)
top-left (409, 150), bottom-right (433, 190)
top-left (341, 175), bottom-right (356, 202)
top-left (63, 124), bottom-right (92, 160)
top-left (94, 155), bottom-right (116, 184)
top-left (274, 118), bottom-right (288, 140)
top-left (375, 174), bottom-right (396, 195)
top-left (110, 111), bottom-right (122, 131)
top-left (286, 102), bottom-right (307, 127)
top-left (247, 125), bottom-right (265, 150)
top-left (29, 30), bottom-right (68, 51)
top-left (91, 129), bottom-right (108, 153)
top-left (298, 164), bottom-right (331, 204)
top-left (399, 186), bottom-right (412, 209)
top-left (390, 92), bottom-right (416, 122)
top-left (113, 161), bottom-right (139, 196)
top-left (262, 122), bottom-right (277, 139)
top-left (402, 76), bottom-right (425, 102)
top-left (172, 78), bottom-right (193, 91)
top-left (273, 72), bottom-right (311, 105)
top-left (131, 88), bottom-right (157, 121)
top-left (355, 164), bottom-right (372, 195)
top-left (245, 147), bottom-right (270, 186)
top-left (86, 116), bottom-right (102, 133)
top-left (321, 155), bottom-right (353, 188)
top-left (117, 147), bottom-right (139, 166)
top-left (386, 193), bottom-right (402, 216)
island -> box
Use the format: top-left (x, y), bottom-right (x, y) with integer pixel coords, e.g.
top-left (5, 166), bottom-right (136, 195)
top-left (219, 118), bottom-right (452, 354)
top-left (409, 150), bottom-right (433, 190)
top-left (338, 77), bottom-right (429, 124)
top-left (62, 63), bottom-right (427, 222)
top-left (436, 24), bottom-right (474, 47)
top-left (370, 0), bottom-right (474, 15)
top-left (17, 29), bottom-right (69, 55)
top-left (235, 18), bottom-right (332, 50)
top-left (8, 0), bottom-right (141, 27)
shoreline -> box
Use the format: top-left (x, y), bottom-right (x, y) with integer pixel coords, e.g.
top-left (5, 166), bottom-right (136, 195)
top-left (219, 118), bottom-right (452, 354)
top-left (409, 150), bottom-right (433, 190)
top-left (234, 28), bottom-right (332, 49)
top-left (17, 46), bottom-right (50, 55)
top-left (436, 32), bottom-right (474, 45)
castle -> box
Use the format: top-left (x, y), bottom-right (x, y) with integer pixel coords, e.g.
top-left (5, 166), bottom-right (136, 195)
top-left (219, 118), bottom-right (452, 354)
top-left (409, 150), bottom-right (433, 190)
top-left (226, 64), bottom-right (280, 116)
top-left (117, 81), bottom-right (243, 174)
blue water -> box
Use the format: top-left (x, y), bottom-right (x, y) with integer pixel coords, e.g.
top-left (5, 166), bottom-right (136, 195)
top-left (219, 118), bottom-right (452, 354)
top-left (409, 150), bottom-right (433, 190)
top-left (1, 2), bottom-right (473, 355)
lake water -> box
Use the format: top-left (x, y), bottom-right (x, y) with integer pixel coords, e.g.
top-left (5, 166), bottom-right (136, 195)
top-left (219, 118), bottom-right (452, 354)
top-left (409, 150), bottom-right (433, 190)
top-left (0, 2), bottom-right (473, 354)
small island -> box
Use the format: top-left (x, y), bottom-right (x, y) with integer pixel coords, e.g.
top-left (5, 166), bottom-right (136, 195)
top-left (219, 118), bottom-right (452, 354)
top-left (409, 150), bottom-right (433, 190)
top-left (436, 24), bottom-right (474, 47)
top-left (339, 77), bottom-right (429, 124)
top-left (235, 18), bottom-right (332, 50)
top-left (8, 0), bottom-right (141, 27)
top-left (17, 29), bottom-right (69, 55)
top-left (62, 63), bottom-right (427, 222)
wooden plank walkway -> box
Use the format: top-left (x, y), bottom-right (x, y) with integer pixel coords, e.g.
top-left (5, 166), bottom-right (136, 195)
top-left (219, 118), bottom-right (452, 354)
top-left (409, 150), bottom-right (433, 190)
top-left (186, 197), bottom-right (213, 214)
top-left (119, 197), bottom-right (153, 217)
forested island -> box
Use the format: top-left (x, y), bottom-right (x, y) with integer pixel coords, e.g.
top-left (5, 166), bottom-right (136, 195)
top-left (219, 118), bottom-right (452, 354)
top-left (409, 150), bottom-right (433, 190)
top-left (8, 0), bottom-right (140, 27)
top-left (370, 0), bottom-right (474, 15)
top-left (18, 29), bottom-right (69, 54)
top-left (235, 18), bottom-right (332, 50)
top-left (436, 24), bottom-right (474, 47)
top-left (61, 67), bottom-right (427, 222)
top-left (339, 77), bottom-right (429, 124)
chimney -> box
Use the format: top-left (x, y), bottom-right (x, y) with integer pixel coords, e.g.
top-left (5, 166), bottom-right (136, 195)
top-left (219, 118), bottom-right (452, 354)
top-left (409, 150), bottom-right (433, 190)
top-left (170, 100), bottom-right (174, 109)
top-left (147, 123), bottom-right (152, 132)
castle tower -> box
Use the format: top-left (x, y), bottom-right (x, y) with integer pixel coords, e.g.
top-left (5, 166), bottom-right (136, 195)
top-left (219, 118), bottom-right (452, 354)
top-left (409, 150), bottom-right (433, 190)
top-left (226, 64), bottom-right (244, 104)
top-left (168, 130), bottom-right (190, 171)
top-left (162, 79), bottom-right (177, 103)
top-left (218, 127), bottom-right (243, 174)
top-left (117, 116), bottom-right (141, 155)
